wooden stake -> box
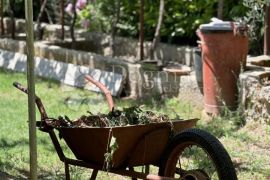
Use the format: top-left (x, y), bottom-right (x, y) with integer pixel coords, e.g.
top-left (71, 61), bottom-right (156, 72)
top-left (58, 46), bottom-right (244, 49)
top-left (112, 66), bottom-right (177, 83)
top-left (25, 0), bottom-right (37, 179)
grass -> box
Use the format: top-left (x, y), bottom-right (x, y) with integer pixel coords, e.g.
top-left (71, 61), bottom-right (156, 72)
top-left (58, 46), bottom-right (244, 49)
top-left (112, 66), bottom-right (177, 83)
top-left (0, 68), bottom-right (270, 179)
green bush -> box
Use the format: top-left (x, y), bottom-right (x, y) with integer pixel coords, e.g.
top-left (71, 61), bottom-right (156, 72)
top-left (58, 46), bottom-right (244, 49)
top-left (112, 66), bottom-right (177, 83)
top-left (242, 0), bottom-right (267, 55)
top-left (76, 0), bottom-right (247, 45)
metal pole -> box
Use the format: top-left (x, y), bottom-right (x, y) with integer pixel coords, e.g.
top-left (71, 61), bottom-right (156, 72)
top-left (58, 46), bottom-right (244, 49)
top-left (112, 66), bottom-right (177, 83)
top-left (25, 0), bottom-right (37, 179)
top-left (264, 5), bottom-right (270, 55)
top-left (139, 0), bottom-right (144, 60)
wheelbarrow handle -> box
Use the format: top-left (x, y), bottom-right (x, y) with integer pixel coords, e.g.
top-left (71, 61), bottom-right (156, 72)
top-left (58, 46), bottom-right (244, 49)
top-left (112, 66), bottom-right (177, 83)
top-left (85, 75), bottom-right (114, 112)
top-left (13, 82), bottom-right (48, 120)
top-left (13, 82), bottom-right (28, 95)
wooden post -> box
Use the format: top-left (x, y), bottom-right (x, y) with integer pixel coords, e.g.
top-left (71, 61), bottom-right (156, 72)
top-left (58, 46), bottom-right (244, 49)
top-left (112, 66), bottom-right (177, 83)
top-left (0, 0), bottom-right (4, 35)
top-left (25, 0), bottom-right (37, 179)
top-left (139, 0), bottom-right (144, 60)
top-left (264, 5), bottom-right (270, 55)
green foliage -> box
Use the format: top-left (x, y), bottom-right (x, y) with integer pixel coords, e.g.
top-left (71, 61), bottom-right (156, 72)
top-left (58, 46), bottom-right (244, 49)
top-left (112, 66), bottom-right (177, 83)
top-left (78, 0), bottom-right (247, 44)
top-left (241, 0), bottom-right (266, 55)
top-left (3, 0), bottom-right (250, 45)
top-left (104, 134), bottom-right (118, 169)
top-left (77, 2), bottom-right (110, 32)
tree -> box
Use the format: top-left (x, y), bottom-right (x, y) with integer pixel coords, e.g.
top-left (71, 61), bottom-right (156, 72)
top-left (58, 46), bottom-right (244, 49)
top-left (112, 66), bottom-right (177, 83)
top-left (60, 0), bottom-right (64, 40)
top-left (0, 0), bottom-right (4, 35)
top-left (9, 0), bottom-right (15, 39)
top-left (36, 0), bottom-right (48, 40)
top-left (217, 0), bottom-right (224, 19)
top-left (109, 0), bottom-right (121, 57)
top-left (71, 0), bottom-right (77, 48)
top-left (149, 0), bottom-right (164, 60)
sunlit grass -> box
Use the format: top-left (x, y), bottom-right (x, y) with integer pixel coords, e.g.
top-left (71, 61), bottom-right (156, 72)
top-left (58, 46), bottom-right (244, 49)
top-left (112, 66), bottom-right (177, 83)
top-left (0, 68), bottom-right (270, 179)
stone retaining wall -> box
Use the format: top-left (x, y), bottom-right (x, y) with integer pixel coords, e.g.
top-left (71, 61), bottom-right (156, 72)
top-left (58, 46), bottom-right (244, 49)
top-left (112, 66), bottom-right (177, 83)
top-left (2, 18), bottom-right (195, 66)
top-left (240, 67), bottom-right (270, 124)
top-left (0, 17), bottom-right (200, 99)
top-left (0, 38), bottom-right (195, 98)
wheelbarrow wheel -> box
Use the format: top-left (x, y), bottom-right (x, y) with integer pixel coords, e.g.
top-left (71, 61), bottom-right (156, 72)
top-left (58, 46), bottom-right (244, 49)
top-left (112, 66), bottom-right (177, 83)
top-left (159, 128), bottom-right (237, 180)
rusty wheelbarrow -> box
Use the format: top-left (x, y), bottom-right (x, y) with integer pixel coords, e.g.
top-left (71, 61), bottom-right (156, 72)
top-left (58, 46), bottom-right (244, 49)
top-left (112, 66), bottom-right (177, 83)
top-left (13, 75), bottom-right (237, 180)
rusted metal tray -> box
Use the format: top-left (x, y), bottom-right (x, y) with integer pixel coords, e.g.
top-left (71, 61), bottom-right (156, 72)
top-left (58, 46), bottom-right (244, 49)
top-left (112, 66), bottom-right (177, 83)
top-left (59, 119), bottom-right (197, 168)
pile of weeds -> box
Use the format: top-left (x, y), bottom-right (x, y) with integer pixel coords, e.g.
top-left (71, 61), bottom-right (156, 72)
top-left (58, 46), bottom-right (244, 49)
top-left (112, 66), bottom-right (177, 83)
top-left (46, 106), bottom-right (171, 128)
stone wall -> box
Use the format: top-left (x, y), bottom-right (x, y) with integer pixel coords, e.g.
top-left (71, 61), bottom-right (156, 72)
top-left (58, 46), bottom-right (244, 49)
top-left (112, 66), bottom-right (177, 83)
top-left (240, 68), bottom-right (270, 124)
top-left (0, 38), bottom-right (193, 98)
top-left (2, 18), bottom-right (195, 66)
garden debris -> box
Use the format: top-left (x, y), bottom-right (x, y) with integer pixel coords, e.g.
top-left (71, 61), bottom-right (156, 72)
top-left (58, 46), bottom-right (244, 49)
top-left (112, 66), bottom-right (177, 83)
top-left (45, 106), bottom-right (171, 128)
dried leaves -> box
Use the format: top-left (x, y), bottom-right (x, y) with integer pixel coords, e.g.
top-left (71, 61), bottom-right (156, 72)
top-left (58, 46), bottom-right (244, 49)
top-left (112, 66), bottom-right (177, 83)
top-left (46, 106), bottom-right (171, 128)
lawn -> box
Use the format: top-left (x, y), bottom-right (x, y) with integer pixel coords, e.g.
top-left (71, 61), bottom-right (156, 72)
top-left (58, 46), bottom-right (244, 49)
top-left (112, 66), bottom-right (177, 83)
top-left (0, 68), bottom-right (269, 179)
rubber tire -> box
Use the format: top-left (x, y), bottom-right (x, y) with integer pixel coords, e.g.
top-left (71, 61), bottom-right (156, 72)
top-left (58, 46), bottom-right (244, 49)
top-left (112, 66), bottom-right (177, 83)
top-left (159, 128), bottom-right (237, 180)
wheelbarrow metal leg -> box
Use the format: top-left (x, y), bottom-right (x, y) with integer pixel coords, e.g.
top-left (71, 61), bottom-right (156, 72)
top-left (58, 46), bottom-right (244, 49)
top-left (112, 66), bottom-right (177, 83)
top-left (90, 169), bottom-right (98, 180)
top-left (129, 167), bottom-right (137, 180)
top-left (65, 163), bottom-right (70, 180)
top-left (145, 165), bottom-right (150, 174)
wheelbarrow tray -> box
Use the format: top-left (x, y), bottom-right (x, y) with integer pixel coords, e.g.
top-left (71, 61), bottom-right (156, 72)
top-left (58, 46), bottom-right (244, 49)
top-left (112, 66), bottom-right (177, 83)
top-left (58, 119), bottom-right (197, 168)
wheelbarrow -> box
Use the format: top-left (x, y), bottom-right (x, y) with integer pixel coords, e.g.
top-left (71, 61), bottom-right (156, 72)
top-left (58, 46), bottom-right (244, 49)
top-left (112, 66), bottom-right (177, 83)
top-left (13, 75), bottom-right (237, 180)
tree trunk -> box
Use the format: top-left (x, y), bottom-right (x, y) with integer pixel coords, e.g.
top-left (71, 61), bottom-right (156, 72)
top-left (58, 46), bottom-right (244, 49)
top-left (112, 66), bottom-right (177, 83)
top-left (149, 0), bottom-right (164, 60)
top-left (217, 0), bottom-right (224, 20)
top-left (109, 0), bottom-right (121, 57)
top-left (60, 0), bottom-right (65, 40)
top-left (264, 5), bottom-right (270, 55)
top-left (0, 0), bottom-right (4, 35)
top-left (139, 0), bottom-right (144, 60)
top-left (71, 0), bottom-right (77, 49)
top-left (36, 0), bottom-right (48, 40)
top-left (9, 0), bottom-right (15, 39)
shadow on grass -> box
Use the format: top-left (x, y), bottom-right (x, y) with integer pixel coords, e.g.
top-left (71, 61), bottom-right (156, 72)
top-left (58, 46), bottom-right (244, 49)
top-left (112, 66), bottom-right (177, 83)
top-left (19, 168), bottom-right (66, 180)
top-left (0, 138), bottom-right (28, 149)
top-left (3, 167), bottom-right (66, 180)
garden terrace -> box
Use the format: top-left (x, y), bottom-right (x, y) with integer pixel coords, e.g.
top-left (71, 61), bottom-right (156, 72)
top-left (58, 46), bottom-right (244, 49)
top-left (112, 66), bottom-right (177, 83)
top-left (0, 18), bottom-right (197, 99)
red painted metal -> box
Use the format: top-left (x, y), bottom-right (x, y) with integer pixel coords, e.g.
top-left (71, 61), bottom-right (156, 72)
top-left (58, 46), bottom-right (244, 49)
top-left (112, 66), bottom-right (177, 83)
top-left (59, 119), bottom-right (197, 168)
top-left (85, 75), bottom-right (114, 112)
top-left (197, 30), bottom-right (248, 114)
